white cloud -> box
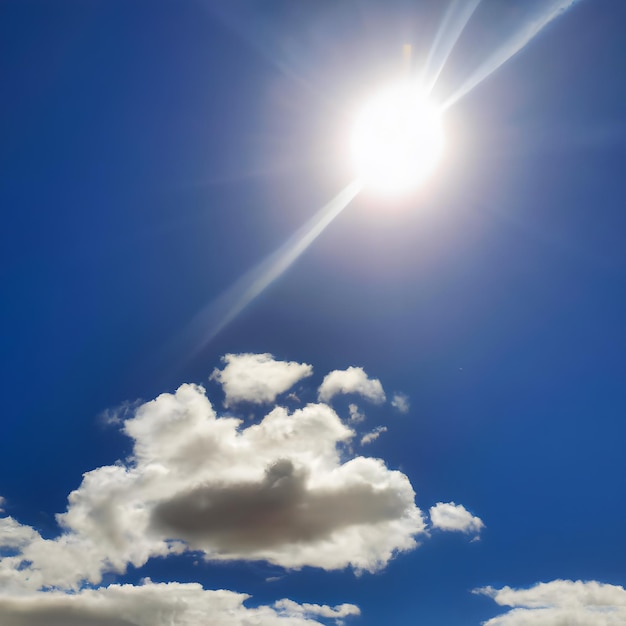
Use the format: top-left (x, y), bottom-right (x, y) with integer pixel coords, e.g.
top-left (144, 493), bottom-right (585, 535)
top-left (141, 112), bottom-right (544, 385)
top-left (429, 502), bottom-right (484, 535)
top-left (0, 497), bottom-right (5, 513)
top-left (360, 427), bottom-right (388, 446)
top-left (0, 581), bottom-right (356, 626)
top-left (348, 404), bottom-right (365, 423)
top-left (0, 516), bottom-right (39, 550)
top-left (391, 393), bottom-right (410, 414)
top-left (0, 369), bottom-right (425, 591)
top-left (318, 367), bottom-right (385, 404)
top-left (210, 353), bottom-right (313, 407)
top-left (475, 579), bottom-right (626, 626)
top-left (275, 599), bottom-right (360, 621)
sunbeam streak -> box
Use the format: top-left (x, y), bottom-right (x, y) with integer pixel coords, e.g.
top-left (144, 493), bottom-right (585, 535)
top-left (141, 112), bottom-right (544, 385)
top-left (442, 0), bottom-right (580, 110)
top-left (421, 0), bottom-right (482, 95)
top-left (182, 180), bottom-right (362, 357)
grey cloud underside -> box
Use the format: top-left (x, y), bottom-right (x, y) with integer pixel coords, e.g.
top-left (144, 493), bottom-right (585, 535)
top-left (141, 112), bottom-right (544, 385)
top-left (0, 582), bottom-right (352, 626)
top-left (152, 460), bottom-right (406, 553)
top-left (0, 609), bottom-right (133, 626)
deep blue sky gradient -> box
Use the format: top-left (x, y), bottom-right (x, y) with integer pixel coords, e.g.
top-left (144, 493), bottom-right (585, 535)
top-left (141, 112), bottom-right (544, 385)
top-left (1, 1), bottom-right (625, 625)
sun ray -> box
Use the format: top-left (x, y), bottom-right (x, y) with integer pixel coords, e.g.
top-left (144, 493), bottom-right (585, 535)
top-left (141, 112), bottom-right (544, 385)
top-left (442, 0), bottom-right (580, 110)
top-left (177, 180), bottom-right (361, 359)
top-left (421, 0), bottom-right (483, 95)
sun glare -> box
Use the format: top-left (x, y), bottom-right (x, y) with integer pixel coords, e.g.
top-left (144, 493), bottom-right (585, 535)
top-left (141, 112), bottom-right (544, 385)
top-left (351, 82), bottom-right (445, 196)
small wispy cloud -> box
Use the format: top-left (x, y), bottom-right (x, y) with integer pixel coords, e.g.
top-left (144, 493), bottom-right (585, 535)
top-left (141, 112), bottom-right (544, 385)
top-left (275, 598), bottom-right (360, 622)
top-left (391, 392), bottom-right (410, 414)
top-left (99, 399), bottom-right (142, 427)
top-left (360, 426), bottom-right (388, 446)
top-left (348, 404), bottom-right (366, 423)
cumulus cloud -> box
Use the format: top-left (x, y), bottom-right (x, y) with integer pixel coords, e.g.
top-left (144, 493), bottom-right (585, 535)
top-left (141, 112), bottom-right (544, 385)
top-left (391, 393), bottom-right (410, 414)
top-left (429, 502), bottom-right (484, 535)
top-left (0, 516), bottom-right (40, 552)
top-left (0, 351), bottom-right (492, 626)
top-left (0, 581), bottom-right (357, 626)
top-left (210, 353), bottom-right (313, 407)
top-left (475, 579), bottom-right (626, 626)
top-left (318, 367), bottom-right (385, 404)
top-left (0, 365), bottom-right (426, 592)
top-left (360, 427), bottom-right (388, 446)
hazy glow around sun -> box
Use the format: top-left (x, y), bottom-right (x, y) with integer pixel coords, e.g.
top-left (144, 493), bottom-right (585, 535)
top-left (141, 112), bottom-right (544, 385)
top-left (351, 82), bottom-right (445, 196)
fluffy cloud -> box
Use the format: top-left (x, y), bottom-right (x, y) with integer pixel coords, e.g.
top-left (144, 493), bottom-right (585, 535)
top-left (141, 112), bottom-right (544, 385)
top-left (0, 516), bottom-right (38, 550)
top-left (360, 426), bottom-right (388, 446)
top-left (475, 579), bottom-right (626, 625)
top-left (210, 353), bottom-right (313, 407)
top-left (318, 367), bottom-right (385, 404)
top-left (0, 361), bottom-right (426, 592)
top-left (0, 352), bottom-right (486, 626)
top-left (391, 393), bottom-right (410, 414)
top-left (0, 581), bottom-right (357, 626)
top-left (429, 502), bottom-right (484, 535)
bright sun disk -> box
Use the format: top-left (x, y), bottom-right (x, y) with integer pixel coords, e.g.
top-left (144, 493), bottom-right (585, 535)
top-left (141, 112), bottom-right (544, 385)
top-left (351, 82), bottom-right (445, 196)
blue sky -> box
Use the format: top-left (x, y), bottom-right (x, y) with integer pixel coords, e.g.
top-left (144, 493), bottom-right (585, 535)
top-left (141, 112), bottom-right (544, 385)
top-left (1, 0), bottom-right (625, 624)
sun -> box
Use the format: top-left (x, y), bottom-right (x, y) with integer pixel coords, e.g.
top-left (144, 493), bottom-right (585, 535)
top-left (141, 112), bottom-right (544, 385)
top-left (350, 82), bottom-right (445, 196)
